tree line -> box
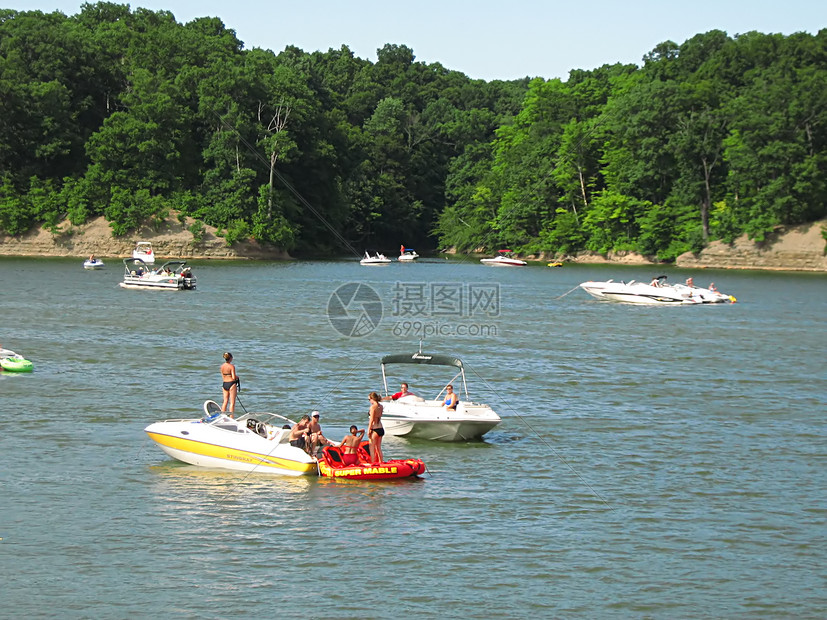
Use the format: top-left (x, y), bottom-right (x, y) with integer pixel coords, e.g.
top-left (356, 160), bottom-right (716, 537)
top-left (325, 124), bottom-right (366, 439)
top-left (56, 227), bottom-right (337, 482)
top-left (1, 5), bottom-right (824, 259)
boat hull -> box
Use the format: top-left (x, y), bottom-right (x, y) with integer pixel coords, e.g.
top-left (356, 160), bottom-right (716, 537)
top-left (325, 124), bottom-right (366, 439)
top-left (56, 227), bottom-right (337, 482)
top-left (145, 421), bottom-right (317, 476)
top-left (383, 417), bottom-right (500, 441)
top-left (381, 401), bottom-right (501, 441)
top-left (83, 261), bottom-right (104, 270)
top-left (480, 258), bottom-right (526, 266)
top-left (1, 357), bottom-right (33, 372)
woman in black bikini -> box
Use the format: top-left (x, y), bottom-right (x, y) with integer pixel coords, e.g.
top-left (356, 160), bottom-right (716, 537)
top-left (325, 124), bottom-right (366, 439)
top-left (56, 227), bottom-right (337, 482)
top-left (367, 391), bottom-right (384, 464)
top-left (220, 352), bottom-right (240, 415)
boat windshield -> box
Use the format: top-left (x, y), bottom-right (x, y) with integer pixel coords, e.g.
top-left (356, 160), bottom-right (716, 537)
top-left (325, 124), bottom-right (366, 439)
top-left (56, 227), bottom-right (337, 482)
top-left (235, 411), bottom-right (296, 427)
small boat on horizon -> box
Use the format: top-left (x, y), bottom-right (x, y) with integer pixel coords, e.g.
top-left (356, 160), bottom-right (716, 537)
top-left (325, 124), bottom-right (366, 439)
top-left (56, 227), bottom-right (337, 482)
top-left (132, 241), bottom-right (155, 265)
top-left (398, 248), bottom-right (419, 261)
top-left (480, 250), bottom-right (527, 266)
top-left (119, 258), bottom-right (196, 290)
top-left (83, 257), bottom-right (105, 270)
top-left (360, 251), bottom-right (391, 265)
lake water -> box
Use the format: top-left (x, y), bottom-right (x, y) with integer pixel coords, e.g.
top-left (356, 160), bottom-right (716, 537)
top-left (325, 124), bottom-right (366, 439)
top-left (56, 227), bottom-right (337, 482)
top-left (1, 256), bottom-right (825, 618)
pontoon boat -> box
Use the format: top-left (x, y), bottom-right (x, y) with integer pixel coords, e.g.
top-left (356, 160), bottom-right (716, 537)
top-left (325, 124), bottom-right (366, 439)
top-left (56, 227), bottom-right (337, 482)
top-left (119, 258), bottom-right (196, 290)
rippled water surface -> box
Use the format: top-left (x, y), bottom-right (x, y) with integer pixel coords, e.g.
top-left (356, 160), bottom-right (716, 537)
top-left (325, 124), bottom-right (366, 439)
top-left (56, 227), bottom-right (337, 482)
top-left (1, 257), bottom-right (825, 617)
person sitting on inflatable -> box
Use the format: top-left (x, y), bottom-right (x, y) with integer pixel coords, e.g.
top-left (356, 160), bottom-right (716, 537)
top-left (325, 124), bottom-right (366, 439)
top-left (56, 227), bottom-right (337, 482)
top-left (339, 425), bottom-right (366, 466)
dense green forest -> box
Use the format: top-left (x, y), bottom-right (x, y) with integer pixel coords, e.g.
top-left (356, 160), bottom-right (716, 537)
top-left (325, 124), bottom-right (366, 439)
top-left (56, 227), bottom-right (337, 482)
top-left (1, 5), bottom-right (825, 259)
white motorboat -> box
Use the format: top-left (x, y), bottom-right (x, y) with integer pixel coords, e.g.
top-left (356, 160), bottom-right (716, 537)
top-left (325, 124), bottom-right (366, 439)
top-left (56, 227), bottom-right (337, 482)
top-left (579, 279), bottom-right (626, 300)
top-left (119, 258), bottom-right (196, 290)
top-left (581, 276), bottom-right (734, 304)
top-left (378, 351), bottom-right (501, 441)
top-left (398, 248), bottom-right (419, 261)
top-left (132, 241), bottom-right (156, 265)
top-left (600, 281), bottom-right (700, 304)
top-left (83, 258), bottom-right (105, 270)
top-left (480, 250), bottom-right (526, 266)
top-left (144, 400), bottom-right (318, 476)
top-left (360, 251), bottom-right (391, 265)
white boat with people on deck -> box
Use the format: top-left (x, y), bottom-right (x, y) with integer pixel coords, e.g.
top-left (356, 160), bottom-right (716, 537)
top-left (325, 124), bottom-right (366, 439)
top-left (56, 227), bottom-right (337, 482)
top-left (119, 258), bottom-right (196, 290)
top-left (398, 247), bottom-right (419, 261)
top-left (360, 251), bottom-right (391, 265)
top-left (132, 241), bottom-right (156, 265)
top-left (480, 249), bottom-right (527, 266)
top-left (83, 256), bottom-right (105, 270)
top-left (579, 275), bottom-right (735, 305)
top-left (377, 350), bottom-right (502, 441)
top-left (144, 400), bottom-right (318, 476)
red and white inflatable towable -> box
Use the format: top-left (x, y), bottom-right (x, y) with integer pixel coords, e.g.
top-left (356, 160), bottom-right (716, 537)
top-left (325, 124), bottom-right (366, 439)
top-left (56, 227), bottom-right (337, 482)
top-left (318, 442), bottom-right (425, 480)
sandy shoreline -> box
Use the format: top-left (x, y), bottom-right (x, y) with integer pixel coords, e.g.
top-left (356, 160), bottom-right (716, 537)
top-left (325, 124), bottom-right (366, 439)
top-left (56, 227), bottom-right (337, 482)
top-left (2, 216), bottom-right (825, 271)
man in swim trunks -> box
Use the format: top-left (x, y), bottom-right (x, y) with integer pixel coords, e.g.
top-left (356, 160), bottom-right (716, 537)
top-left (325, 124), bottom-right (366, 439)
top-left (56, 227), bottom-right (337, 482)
top-left (289, 415), bottom-right (312, 453)
top-left (340, 425), bottom-right (366, 466)
top-left (307, 411), bottom-right (337, 456)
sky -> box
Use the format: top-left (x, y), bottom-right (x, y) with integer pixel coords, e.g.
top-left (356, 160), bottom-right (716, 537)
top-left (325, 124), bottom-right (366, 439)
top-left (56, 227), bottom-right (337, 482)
top-left (7, 0), bottom-right (827, 81)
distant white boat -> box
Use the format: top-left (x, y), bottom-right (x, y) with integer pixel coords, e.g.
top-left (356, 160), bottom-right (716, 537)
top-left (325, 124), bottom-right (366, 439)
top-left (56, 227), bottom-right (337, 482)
top-left (480, 250), bottom-right (526, 266)
top-left (360, 251), bottom-right (391, 265)
top-left (398, 248), bottom-right (419, 261)
top-left (119, 258), bottom-right (196, 290)
top-left (132, 241), bottom-right (155, 265)
top-left (580, 276), bottom-right (735, 304)
top-left (83, 258), bottom-right (105, 270)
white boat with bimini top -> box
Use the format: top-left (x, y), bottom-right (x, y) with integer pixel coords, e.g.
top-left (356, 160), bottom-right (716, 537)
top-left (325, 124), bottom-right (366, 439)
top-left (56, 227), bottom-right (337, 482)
top-left (119, 258), bottom-right (196, 290)
top-left (378, 350), bottom-right (501, 441)
top-left (398, 248), bottom-right (419, 261)
top-left (480, 250), bottom-right (527, 266)
top-left (144, 400), bottom-right (318, 476)
top-left (360, 251), bottom-right (391, 265)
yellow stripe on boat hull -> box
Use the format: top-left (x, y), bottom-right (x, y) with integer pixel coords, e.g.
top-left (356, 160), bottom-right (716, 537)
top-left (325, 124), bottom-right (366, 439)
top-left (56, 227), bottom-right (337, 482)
top-left (146, 432), bottom-right (316, 474)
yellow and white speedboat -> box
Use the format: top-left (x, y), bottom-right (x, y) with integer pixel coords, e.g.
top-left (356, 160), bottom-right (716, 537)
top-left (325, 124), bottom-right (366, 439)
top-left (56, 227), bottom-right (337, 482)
top-left (144, 401), bottom-right (317, 476)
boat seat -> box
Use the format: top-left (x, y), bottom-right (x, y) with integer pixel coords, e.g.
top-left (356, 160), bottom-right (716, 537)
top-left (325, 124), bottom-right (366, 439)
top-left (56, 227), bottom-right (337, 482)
top-left (324, 447), bottom-right (345, 466)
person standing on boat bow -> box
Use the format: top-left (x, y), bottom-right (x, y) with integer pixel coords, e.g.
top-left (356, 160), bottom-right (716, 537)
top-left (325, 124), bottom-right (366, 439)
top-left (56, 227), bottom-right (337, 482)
top-left (220, 352), bottom-right (240, 415)
top-left (368, 392), bottom-right (384, 464)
